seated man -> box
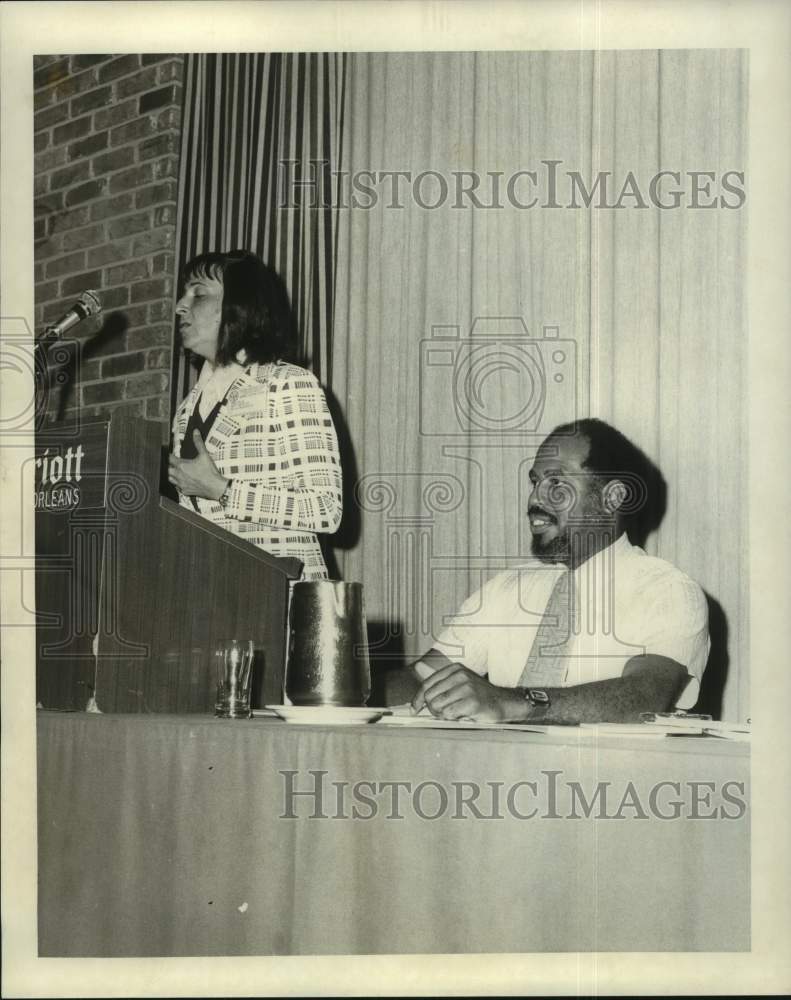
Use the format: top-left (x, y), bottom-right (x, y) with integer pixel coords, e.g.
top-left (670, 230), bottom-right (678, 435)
top-left (387, 418), bottom-right (709, 723)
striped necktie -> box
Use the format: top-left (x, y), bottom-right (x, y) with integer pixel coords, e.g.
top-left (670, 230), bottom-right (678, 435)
top-left (518, 568), bottom-right (576, 688)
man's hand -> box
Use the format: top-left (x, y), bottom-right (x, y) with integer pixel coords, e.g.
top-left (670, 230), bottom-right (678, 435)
top-left (411, 663), bottom-right (525, 723)
top-left (168, 430), bottom-right (228, 500)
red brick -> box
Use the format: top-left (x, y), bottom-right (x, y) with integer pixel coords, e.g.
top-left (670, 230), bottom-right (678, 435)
top-left (85, 399), bottom-right (145, 421)
top-left (148, 301), bottom-right (174, 323)
top-left (65, 179), bottom-right (108, 207)
top-left (34, 87), bottom-right (56, 112)
top-left (34, 55), bottom-right (62, 69)
top-left (77, 325), bottom-right (126, 357)
top-left (152, 252), bottom-right (176, 277)
top-left (36, 279), bottom-right (59, 303)
top-left (34, 57), bottom-right (71, 90)
top-left (35, 192), bottom-right (65, 217)
top-left (68, 133), bottom-right (109, 160)
top-left (110, 115), bottom-right (157, 147)
top-left (54, 68), bottom-right (100, 104)
top-left (157, 59), bottom-right (184, 84)
top-left (35, 130), bottom-right (51, 153)
top-left (52, 115), bottom-right (92, 147)
top-left (138, 132), bottom-right (180, 161)
top-left (116, 66), bottom-right (159, 99)
top-left (60, 269), bottom-right (102, 296)
top-left (90, 193), bottom-right (134, 221)
top-left (156, 107), bottom-right (181, 131)
top-left (145, 347), bottom-right (171, 370)
top-left (83, 380), bottom-right (124, 404)
top-left (41, 299), bottom-right (64, 324)
top-left (145, 396), bottom-right (170, 420)
top-left (108, 211), bottom-right (152, 238)
top-left (36, 235), bottom-right (64, 261)
top-left (118, 303), bottom-right (149, 329)
top-left (98, 54), bottom-right (141, 83)
top-left (109, 163), bottom-right (154, 194)
top-left (105, 260), bottom-right (149, 285)
top-left (139, 85), bottom-right (177, 114)
top-left (142, 54), bottom-right (172, 66)
top-left (86, 240), bottom-right (132, 267)
top-left (35, 103), bottom-right (70, 132)
top-left (50, 161), bottom-right (92, 192)
top-left (34, 217), bottom-right (47, 241)
top-left (34, 175), bottom-right (49, 197)
top-left (98, 285), bottom-right (131, 309)
top-left (93, 146), bottom-right (136, 175)
top-left (72, 55), bottom-right (111, 73)
top-left (135, 180), bottom-right (177, 209)
top-left (130, 277), bottom-right (172, 303)
top-left (127, 325), bottom-right (173, 351)
top-left (70, 85), bottom-right (112, 117)
top-left (35, 145), bottom-right (69, 173)
top-left (101, 351), bottom-right (146, 378)
top-left (49, 206), bottom-right (91, 234)
top-left (132, 228), bottom-right (174, 256)
top-left (152, 204), bottom-right (176, 227)
top-left (77, 358), bottom-right (103, 383)
top-left (93, 98), bottom-right (138, 131)
top-left (150, 156), bottom-right (179, 182)
top-left (124, 372), bottom-right (168, 399)
top-left (61, 223), bottom-right (106, 252)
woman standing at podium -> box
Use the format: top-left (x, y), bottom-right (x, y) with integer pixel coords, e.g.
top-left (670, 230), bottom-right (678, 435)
top-left (167, 250), bottom-right (342, 580)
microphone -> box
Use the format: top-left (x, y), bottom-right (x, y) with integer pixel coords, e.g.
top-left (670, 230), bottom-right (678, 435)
top-left (38, 290), bottom-right (102, 345)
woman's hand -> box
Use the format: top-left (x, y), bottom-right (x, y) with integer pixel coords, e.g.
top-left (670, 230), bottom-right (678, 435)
top-left (168, 430), bottom-right (229, 501)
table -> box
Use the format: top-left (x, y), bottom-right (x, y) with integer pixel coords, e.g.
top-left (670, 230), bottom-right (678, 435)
top-left (37, 712), bottom-right (749, 955)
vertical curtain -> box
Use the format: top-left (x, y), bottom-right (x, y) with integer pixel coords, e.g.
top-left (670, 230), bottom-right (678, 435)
top-left (171, 51), bottom-right (347, 416)
top-left (331, 51), bottom-right (747, 720)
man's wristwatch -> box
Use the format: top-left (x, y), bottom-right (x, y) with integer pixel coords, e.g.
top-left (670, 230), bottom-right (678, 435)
top-left (522, 688), bottom-right (551, 719)
top-left (218, 478), bottom-right (232, 508)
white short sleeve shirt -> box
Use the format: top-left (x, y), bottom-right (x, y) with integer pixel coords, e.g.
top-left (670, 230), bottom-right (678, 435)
top-left (432, 534), bottom-right (710, 709)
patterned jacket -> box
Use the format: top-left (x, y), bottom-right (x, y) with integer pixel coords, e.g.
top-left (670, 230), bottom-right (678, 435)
top-left (171, 361), bottom-right (342, 580)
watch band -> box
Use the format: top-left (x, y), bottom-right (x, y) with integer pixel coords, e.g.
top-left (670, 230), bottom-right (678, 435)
top-left (218, 478), bottom-right (232, 508)
top-left (522, 687), bottom-right (550, 719)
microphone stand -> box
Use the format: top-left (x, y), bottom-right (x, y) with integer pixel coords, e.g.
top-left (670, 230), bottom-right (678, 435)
top-left (34, 325), bottom-right (65, 428)
top-left (33, 292), bottom-right (102, 427)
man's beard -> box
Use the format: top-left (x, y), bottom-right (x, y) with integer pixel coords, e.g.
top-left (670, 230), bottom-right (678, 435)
top-left (531, 526), bottom-right (571, 564)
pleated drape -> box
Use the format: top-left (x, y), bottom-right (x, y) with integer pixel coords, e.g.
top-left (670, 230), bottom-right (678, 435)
top-left (331, 51), bottom-right (748, 720)
top-left (171, 51), bottom-right (347, 413)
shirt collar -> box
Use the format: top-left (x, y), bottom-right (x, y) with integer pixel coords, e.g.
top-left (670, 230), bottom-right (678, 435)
top-left (572, 531), bottom-right (631, 580)
top-left (195, 358), bottom-right (246, 414)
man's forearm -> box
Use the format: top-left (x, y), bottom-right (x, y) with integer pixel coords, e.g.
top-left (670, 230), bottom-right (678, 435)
top-left (516, 658), bottom-right (687, 724)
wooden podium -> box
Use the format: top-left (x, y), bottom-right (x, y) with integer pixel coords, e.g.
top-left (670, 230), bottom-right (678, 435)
top-left (34, 415), bottom-right (301, 713)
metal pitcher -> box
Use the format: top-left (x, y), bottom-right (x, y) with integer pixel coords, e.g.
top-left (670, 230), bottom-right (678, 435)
top-left (285, 581), bottom-right (371, 706)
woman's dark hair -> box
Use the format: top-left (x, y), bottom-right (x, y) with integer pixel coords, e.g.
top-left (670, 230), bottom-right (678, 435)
top-left (180, 250), bottom-right (297, 366)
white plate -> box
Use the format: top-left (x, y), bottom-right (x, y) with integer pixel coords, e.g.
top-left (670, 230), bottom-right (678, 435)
top-left (264, 705), bottom-right (384, 725)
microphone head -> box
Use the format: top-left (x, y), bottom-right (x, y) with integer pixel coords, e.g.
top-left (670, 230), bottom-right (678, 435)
top-left (79, 290), bottom-right (102, 318)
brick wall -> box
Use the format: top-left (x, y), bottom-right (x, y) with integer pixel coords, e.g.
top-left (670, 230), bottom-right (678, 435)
top-left (33, 54), bottom-right (185, 436)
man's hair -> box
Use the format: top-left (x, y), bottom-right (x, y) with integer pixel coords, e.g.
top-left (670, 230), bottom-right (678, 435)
top-left (181, 250), bottom-right (297, 366)
top-left (550, 418), bottom-right (666, 542)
